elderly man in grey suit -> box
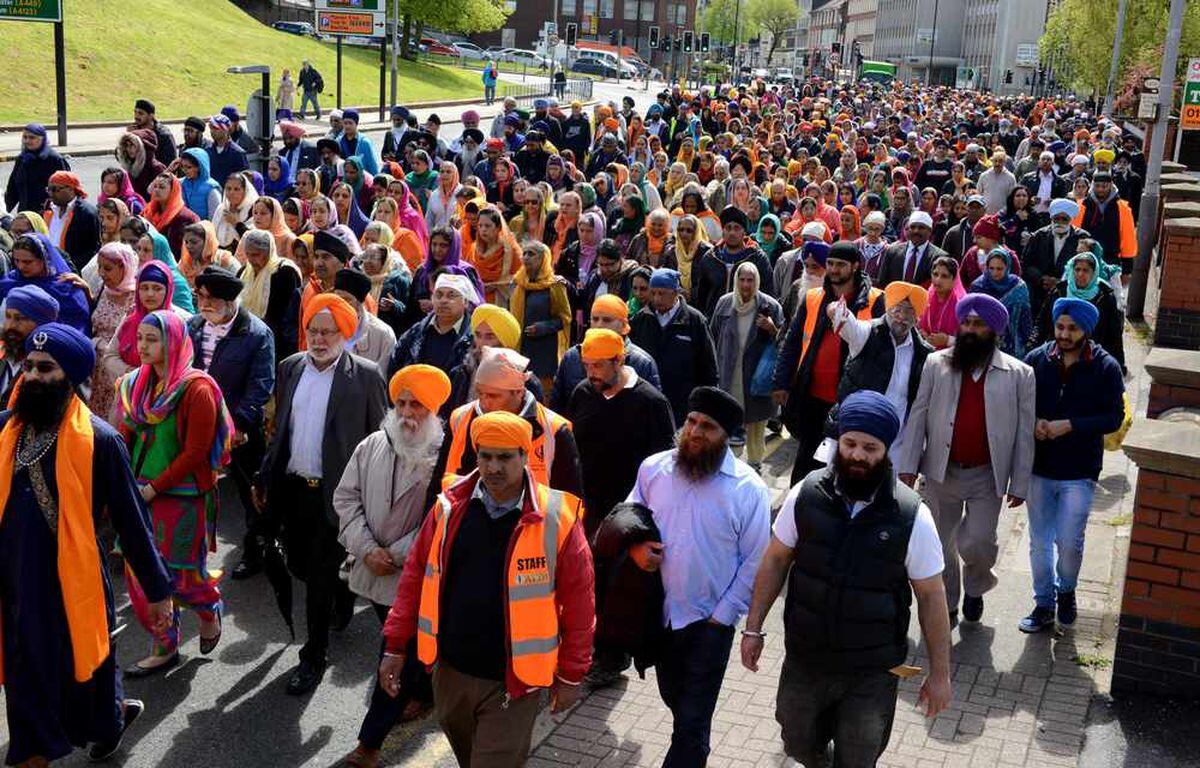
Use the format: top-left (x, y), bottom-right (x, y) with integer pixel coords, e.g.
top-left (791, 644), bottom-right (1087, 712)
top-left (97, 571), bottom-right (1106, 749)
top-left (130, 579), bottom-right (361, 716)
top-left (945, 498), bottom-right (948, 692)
top-left (898, 293), bottom-right (1035, 626)
top-left (255, 294), bottom-right (388, 696)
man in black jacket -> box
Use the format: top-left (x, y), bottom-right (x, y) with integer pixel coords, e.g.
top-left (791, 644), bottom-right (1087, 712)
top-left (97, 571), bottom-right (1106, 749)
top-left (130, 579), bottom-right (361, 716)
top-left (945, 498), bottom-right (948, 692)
top-left (4, 124), bottom-right (70, 213)
top-left (940, 195), bottom-right (986, 264)
top-left (629, 268), bottom-right (718, 426)
top-left (132, 99), bottom-right (178, 167)
top-left (1112, 151), bottom-right (1144, 223)
top-left (43, 171), bottom-right (100, 271)
top-left (875, 212), bottom-right (944, 288)
top-left (740, 391), bottom-right (952, 766)
top-left (1020, 151), bottom-right (1070, 215)
top-left (297, 60), bottom-right (324, 120)
top-left (561, 101), bottom-right (592, 163)
top-left (1022, 198), bottom-right (1089, 316)
top-left (692, 207), bottom-right (774, 318)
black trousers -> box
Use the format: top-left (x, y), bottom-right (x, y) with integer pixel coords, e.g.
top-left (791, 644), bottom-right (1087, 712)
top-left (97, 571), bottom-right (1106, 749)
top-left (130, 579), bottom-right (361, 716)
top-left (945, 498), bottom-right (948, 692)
top-left (655, 620), bottom-right (735, 767)
top-left (790, 396), bottom-right (834, 487)
top-left (775, 656), bottom-right (899, 768)
top-left (228, 428), bottom-right (265, 556)
top-left (279, 475), bottom-right (354, 666)
top-left (357, 603), bottom-right (433, 750)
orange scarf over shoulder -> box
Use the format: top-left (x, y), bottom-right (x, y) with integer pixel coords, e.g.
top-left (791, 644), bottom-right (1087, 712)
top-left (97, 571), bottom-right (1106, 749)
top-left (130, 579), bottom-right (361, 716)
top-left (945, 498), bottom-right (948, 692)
top-left (0, 394), bottom-right (107, 683)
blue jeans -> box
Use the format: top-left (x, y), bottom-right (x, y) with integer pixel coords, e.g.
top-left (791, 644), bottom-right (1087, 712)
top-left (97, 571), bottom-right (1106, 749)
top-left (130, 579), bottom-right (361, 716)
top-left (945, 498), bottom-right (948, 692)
top-left (299, 90), bottom-right (321, 119)
top-left (1027, 475), bottom-right (1096, 608)
top-left (483, 83), bottom-right (496, 104)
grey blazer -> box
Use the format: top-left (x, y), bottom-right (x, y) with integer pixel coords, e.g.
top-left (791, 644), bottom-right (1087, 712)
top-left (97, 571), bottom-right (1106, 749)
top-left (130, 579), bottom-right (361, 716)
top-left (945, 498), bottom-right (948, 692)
top-left (258, 350), bottom-right (388, 523)
top-left (898, 347), bottom-right (1036, 499)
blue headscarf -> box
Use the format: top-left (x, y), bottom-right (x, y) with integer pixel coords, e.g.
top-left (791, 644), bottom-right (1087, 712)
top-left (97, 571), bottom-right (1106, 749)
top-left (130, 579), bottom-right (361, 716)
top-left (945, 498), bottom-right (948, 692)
top-left (0, 234), bottom-right (90, 334)
top-left (19, 123), bottom-right (51, 161)
top-left (264, 155), bottom-right (293, 201)
top-left (179, 147), bottom-right (220, 219)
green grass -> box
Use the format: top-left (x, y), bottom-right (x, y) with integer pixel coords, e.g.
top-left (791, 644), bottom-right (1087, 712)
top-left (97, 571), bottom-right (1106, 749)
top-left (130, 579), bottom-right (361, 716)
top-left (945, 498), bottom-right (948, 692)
top-left (0, 0), bottom-right (483, 122)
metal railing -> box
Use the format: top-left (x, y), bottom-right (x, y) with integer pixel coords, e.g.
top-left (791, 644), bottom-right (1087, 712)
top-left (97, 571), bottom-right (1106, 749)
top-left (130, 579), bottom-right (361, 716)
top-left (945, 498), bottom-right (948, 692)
top-left (415, 52), bottom-right (594, 104)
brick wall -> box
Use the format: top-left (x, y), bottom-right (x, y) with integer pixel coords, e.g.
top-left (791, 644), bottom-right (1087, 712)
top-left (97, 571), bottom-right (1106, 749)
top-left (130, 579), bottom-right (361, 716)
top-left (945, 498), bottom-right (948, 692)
top-left (1155, 218), bottom-right (1200, 350)
top-left (1114, 466), bottom-right (1200, 695)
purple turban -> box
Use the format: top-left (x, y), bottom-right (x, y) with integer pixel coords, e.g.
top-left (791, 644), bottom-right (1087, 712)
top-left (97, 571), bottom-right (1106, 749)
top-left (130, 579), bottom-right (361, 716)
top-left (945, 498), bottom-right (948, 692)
top-left (956, 293), bottom-right (1009, 337)
top-left (6, 285), bottom-right (60, 325)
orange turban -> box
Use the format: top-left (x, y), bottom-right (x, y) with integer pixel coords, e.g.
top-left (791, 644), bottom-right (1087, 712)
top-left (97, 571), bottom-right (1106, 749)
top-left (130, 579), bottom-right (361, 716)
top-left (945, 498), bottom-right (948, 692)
top-left (581, 328), bottom-right (625, 361)
top-left (884, 281), bottom-right (928, 317)
top-left (389, 364), bottom-right (451, 412)
top-left (470, 411), bottom-right (533, 454)
top-left (48, 171), bottom-right (86, 198)
top-left (590, 294), bottom-right (630, 334)
top-left (302, 293), bottom-right (358, 339)
top-left (604, 117), bottom-right (619, 131)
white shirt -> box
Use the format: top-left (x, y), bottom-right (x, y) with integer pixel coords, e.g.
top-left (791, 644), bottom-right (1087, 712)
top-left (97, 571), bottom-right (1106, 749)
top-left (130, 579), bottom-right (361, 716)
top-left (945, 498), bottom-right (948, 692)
top-left (46, 198), bottom-right (76, 247)
top-left (772, 482), bottom-right (945, 581)
top-left (200, 313), bottom-right (237, 368)
top-left (286, 354), bottom-right (338, 478)
top-left (902, 243), bottom-right (927, 283)
top-left (656, 298), bottom-right (682, 328)
top-left (836, 313), bottom-right (916, 463)
top-left (1036, 171), bottom-right (1054, 212)
top-left (602, 366), bottom-right (639, 400)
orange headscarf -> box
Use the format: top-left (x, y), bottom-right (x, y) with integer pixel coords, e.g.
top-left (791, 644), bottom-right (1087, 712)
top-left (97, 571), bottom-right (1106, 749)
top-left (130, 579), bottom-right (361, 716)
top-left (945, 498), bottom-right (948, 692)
top-left (143, 174), bottom-right (185, 232)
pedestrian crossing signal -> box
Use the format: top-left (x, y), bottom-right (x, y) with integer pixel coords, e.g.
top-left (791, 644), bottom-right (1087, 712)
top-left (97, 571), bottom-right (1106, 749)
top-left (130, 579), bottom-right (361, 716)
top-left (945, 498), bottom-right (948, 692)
top-left (565, 22), bottom-right (577, 46)
top-left (649, 26), bottom-right (660, 50)
top-left (683, 31), bottom-right (693, 53)
top-left (700, 32), bottom-right (710, 53)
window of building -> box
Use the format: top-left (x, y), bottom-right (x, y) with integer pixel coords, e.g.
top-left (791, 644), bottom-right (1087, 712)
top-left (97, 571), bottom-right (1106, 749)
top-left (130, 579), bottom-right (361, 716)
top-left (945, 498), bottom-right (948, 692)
top-left (600, 0), bottom-right (614, 17)
top-left (563, 0), bottom-right (576, 16)
top-left (623, 0), bottom-right (653, 19)
top-left (673, 2), bottom-right (687, 24)
top-left (583, 0), bottom-right (597, 16)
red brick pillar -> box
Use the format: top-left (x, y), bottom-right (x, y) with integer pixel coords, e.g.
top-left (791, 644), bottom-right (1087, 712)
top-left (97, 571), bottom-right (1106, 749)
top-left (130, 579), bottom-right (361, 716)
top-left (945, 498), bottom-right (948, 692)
top-left (1156, 217), bottom-right (1200, 350)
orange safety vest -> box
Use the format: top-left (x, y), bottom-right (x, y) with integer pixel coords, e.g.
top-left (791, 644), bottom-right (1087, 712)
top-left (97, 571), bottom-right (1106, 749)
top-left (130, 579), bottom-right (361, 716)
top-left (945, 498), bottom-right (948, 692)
top-left (416, 480), bottom-right (582, 687)
top-left (798, 286), bottom-right (882, 364)
top-left (443, 401), bottom-right (572, 490)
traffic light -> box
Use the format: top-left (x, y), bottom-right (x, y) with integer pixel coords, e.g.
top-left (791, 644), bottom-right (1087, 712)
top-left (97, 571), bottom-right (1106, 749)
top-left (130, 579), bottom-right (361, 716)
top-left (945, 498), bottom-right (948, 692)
top-left (801, 53), bottom-right (809, 67)
top-left (661, 36), bottom-right (670, 51)
top-left (674, 37), bottom-right (682, 51)
top-left (683, 30), bottom-right (693, 53)
top-left (831, 42), bottom-right (841, 55)
top-left (565, 22), bottom-right (577, 46)
top-left (700, 32), bottom-right (710, 53)
top-left (648, 25), bottom-right (659, 50)
top-left (1004, 69), bottom-right (1013, 84)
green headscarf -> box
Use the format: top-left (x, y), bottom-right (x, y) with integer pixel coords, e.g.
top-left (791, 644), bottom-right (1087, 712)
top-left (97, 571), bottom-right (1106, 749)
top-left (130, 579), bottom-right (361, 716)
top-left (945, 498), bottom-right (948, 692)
top-left (145, 223), bottom-right (195, 312)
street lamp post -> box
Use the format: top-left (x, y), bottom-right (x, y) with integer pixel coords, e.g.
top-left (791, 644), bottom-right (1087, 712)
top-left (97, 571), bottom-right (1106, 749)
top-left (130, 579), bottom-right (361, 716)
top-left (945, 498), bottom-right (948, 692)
top-left (732, 0), bottom-right (742, 79)
top-left (926, 0), bottom-right (939, 86)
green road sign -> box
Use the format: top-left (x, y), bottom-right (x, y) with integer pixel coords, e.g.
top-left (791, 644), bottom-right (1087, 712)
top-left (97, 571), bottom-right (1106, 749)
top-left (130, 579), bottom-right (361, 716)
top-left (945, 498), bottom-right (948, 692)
top-left (0, 0), bottom-right (61, 22)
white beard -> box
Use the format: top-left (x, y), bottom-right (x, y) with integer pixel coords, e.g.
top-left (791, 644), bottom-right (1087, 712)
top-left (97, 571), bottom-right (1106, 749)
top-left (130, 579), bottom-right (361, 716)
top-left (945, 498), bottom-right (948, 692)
top-left (381, 410), bottom-right (444, 489)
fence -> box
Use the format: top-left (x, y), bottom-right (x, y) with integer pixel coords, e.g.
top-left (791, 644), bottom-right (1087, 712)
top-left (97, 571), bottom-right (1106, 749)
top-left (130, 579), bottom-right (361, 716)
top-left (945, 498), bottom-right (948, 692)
top-left (416, 53), bottom-right (594, 105)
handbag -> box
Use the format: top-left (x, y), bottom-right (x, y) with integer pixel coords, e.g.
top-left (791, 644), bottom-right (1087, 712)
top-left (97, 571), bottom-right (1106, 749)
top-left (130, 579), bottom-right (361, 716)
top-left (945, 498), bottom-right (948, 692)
top-left (750, 343), bottom-right (778, 398)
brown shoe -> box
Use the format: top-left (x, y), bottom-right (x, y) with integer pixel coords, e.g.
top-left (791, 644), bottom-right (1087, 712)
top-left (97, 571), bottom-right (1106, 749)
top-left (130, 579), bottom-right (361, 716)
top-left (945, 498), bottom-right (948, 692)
top-left (342, 745), bottom-right (380, 768)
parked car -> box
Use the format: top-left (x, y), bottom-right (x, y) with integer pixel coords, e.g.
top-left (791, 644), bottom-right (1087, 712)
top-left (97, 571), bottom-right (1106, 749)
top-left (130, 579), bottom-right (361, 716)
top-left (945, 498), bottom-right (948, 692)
top-left (421, 37), bottom-right (461, 56)
top-left (570, 58), bottom-right (621, 79)
top-left (272, 21), bottom-right (317, 38)
top-left (454, 41), bottom-right (490, 61)
top-left (504, 48), bottom-right (551, 69)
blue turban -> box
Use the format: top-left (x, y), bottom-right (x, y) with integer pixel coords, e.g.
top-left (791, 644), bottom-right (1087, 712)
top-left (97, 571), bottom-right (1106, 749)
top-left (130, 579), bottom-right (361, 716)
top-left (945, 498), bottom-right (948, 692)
top-left (1048, 199), bottom-right (1079, 220)
top-left (533, 98), bottom-right (549, 110)
top-left (801, 241), bottom-right (831, 267)
top-left (25, 322), bottom-right (95, 386)
top-left (647, 103), bottom-right (663, 117)
top-left (649, 268), bottom-right (682, 291)
top-left (342, 109), bottom-right (360, 124)
top-left (504, 113), bottom-right (522, 128)
top-left (6, 285), bottom-right (60, 325)
top-left (956, 293), bottom-right (1009, 337)
top-left (1052, 297), bottom-right (1099, 335)
top-left (838, 390), bottom-right (901, 448)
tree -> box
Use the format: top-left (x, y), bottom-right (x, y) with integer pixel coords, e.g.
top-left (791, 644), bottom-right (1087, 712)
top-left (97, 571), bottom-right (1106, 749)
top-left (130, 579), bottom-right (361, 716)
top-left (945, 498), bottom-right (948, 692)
top-left (1040, 0), bottom-right (1200, 97)
top-left (702, 0), bottom-right (751, 52)
top-left (748, 0), bottom-right (800, 66)
top-left (392, 0), bottom-right (508, 59)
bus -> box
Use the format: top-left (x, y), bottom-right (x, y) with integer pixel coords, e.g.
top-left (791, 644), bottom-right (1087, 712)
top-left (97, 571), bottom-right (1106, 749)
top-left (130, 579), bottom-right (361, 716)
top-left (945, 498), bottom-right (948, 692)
top-left (860, 60), bottom-right (897, 85)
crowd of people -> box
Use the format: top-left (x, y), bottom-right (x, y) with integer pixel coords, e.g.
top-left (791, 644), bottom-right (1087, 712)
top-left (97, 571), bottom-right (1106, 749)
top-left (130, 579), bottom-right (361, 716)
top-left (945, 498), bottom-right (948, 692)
top-left (0, 72), bottom-right (1135, 768)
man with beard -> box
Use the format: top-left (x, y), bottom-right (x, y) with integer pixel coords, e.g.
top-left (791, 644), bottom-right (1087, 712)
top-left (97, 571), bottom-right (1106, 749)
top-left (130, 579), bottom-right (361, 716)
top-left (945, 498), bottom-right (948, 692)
top-left (186, 267), bottom-right (275, 581)
top-left (773, 241), bottom-right (884, 485)
top-left (388, 273), bottom-right (478, 378)
top-left (1022, 198), bottom-right (1090, 315)
top-left (691, 206), bottom-right (775, 319)
top-left (831, 281), bottom-right (934, 466)
top-left (443, 346), bottom-right (581, 496)
top-left (580, 240), bottom-right (640, 325)
top-left (180, 117), bottom-right (211, 153)
top-left (338, 365), bottom-right (452, 768)
top-left (255, 294), bottom-right (388, 695)
top-left (625, 386), bottom-right (769, 767)
top-left (277, 121), bottom-right (320, 183)
top-left (0, 285), bottom-right (60, 404)
top-left (899, 293), bottom-right (1035, 625)
top-left (940, 195), bottom-right (987, 264)
top-left (1019, 299), bottom-right (1124, 633)
top-left (1111, 150), bottom-right (1143, 223)
top-left (1019, 151), bottom-right (1070, 216)
top-left (445, 303), bottom-right (545, 417)
top-left (0, 323), bottom-right (173, 765)
top-left (131, 99), bottom-right (178, 166)
top-left (550, 294), bottom-right (661, 412)
top-left (1073, 172), bottom-right (1138, 290)
top-left (740, 390), bottom-right (952, 766)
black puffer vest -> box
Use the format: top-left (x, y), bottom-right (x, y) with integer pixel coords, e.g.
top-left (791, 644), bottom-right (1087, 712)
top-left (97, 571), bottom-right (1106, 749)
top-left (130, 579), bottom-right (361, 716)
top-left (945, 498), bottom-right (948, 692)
top-left (784, 467), bottom-right (920, 670)
top-left (836, 321), bottom-right (932, 419)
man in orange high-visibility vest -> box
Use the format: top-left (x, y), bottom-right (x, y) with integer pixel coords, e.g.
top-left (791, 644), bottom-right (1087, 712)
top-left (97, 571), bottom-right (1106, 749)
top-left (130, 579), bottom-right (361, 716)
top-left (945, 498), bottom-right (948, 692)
top-left (379, 411), bottom-right (595, 768)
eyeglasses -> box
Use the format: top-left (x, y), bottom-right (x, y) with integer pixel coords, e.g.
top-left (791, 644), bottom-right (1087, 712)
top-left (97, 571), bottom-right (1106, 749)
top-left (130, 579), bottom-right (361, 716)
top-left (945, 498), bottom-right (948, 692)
top-left (306, 327), bottom-right (342, 340)
top-left (21, 360), bottom-right (60, 375)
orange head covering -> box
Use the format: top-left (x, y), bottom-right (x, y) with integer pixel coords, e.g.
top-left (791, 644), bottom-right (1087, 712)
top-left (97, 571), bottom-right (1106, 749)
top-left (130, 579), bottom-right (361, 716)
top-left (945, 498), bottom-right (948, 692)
top-left (389, 364), bottom-right (452, 411)
top-left (581, 328), bottom-right (625, 361)
top-left (884, 281), bottom-right (928, 317)
top-left (590, 294), bottom-right (630, 335)
top-left (476, 346), bottom-right (530, 391)
top-left (302, 292), bottom-right (358, 339)
top-left (48, 171), bottom-right (86, 198)
top-left (470, 410), bottom-right (533, 454)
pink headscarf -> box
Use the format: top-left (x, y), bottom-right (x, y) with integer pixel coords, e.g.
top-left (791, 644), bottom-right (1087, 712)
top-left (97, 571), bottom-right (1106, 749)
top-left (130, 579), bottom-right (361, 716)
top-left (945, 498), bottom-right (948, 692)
top-left (920, 263), bottom-right (966, 341)
top-left (116, 260), bottom-right (177, 366)
top-left (98, 167), bottom-right (147, 214)
top-left (96, 242), bottom-right (139, 293)
top-left (393, 179), bottom-right (429, 250)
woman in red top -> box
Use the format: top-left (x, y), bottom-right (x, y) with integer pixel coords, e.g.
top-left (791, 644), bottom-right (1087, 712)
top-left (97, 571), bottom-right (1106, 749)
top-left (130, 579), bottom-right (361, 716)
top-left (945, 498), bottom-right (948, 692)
top-left (117, 310), bottom-right (233, 676)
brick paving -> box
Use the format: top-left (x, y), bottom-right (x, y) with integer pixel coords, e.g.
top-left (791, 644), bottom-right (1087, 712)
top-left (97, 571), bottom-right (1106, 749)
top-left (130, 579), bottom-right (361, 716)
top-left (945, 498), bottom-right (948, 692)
top-left (520, 337), bottom-right (1148, 768)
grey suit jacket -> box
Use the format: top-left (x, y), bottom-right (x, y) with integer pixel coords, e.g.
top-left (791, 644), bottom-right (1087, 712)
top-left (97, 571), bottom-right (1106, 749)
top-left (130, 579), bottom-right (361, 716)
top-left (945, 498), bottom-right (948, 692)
top-left (258, 350), bottom-right (388, 522)
top-left (898, 347), bottom-right (1036, 499)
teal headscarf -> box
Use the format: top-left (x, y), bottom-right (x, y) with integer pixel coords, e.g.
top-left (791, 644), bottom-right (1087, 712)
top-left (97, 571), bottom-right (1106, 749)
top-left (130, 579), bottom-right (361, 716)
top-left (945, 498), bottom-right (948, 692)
top-left (145, 224), bottom-right (195, 312)
top-left (1062, 248), bottom-right (1118, 302)
top-left (753, 213), bottom-right (789, 264)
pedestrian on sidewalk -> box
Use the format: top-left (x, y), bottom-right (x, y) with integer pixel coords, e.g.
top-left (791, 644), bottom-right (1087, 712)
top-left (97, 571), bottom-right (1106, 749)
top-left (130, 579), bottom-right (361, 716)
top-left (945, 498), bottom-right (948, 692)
top-left (0, 323), bottom-right (174, 765)
top-left (277, 69), bottom-right (296, 115)
top-left (741, 390), bottom-right (953, 767)
top-left (379, 411), bottom-right (594, 767)
top-left (337, 365), bottom-right (449, 768)
top-left (1018, 298), bottom-right (1124, 633)
top-left (5, 124), bottom-right (71, 214)
top-left (132, 99), bottom-right (179, 167)
top-left (482, 60), bottom-right (499, 106)
top-left (898, 293), bottom-right (1036, 626)
top-left (626, 386), bottom-right (770, 767)
top-left (116, 310), bottom-right (233, 677)
top-left (298, 60), bottom-right (324, 120)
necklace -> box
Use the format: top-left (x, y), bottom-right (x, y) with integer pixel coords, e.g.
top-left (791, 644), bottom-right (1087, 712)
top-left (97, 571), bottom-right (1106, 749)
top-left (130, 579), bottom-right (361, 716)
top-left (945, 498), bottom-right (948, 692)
top-left (16, 425), bottom-right (58, 469)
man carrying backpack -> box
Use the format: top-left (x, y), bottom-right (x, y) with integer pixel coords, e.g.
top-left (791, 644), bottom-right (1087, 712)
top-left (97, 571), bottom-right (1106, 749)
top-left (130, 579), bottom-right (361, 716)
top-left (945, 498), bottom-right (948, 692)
top-left (299, 60), bottom-right (324, 120)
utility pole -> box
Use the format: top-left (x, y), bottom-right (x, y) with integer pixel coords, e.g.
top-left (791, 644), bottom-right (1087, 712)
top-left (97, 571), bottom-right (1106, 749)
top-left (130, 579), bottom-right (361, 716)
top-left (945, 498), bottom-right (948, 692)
top-left (732, 0), bottom-right (742, 79)
top-left (1126, 0), bottom-right (1187, 320)
top-left (926, 0), bottom-right (940, 86)
top-left (1102, 0), bottom-right (1129, 116)
top-left (390, 0), bottom-right (399, 109)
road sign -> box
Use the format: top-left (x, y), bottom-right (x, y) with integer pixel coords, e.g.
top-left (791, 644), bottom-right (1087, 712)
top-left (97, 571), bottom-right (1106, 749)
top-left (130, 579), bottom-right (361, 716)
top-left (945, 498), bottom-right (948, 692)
top-left (317, 10), bottom-right (385, 36)
top-left (916, 28), bottom-right (937, 44)
top-left (1183, 59), bottom-right (1200, 131)
top-left (1144, 78), bottom-right (1160, 91)
top-left (316, 0), bottom-right (383, 8)
top-left (1015, 43), bottom-right (1038, 67)
top-left (0, 0), bottom-right (60, 22)
top-left (1139, 93), bottom-right (1158, 120)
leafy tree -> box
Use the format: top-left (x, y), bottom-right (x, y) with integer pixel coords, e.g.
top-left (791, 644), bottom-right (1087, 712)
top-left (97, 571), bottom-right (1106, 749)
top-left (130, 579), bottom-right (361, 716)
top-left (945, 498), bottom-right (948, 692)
top-left (748, 0), bottom-right (800, 66)
top-left (391, 0), bottom-right (508, 59)
top-left (702, 0), bottom-right (751, 50)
